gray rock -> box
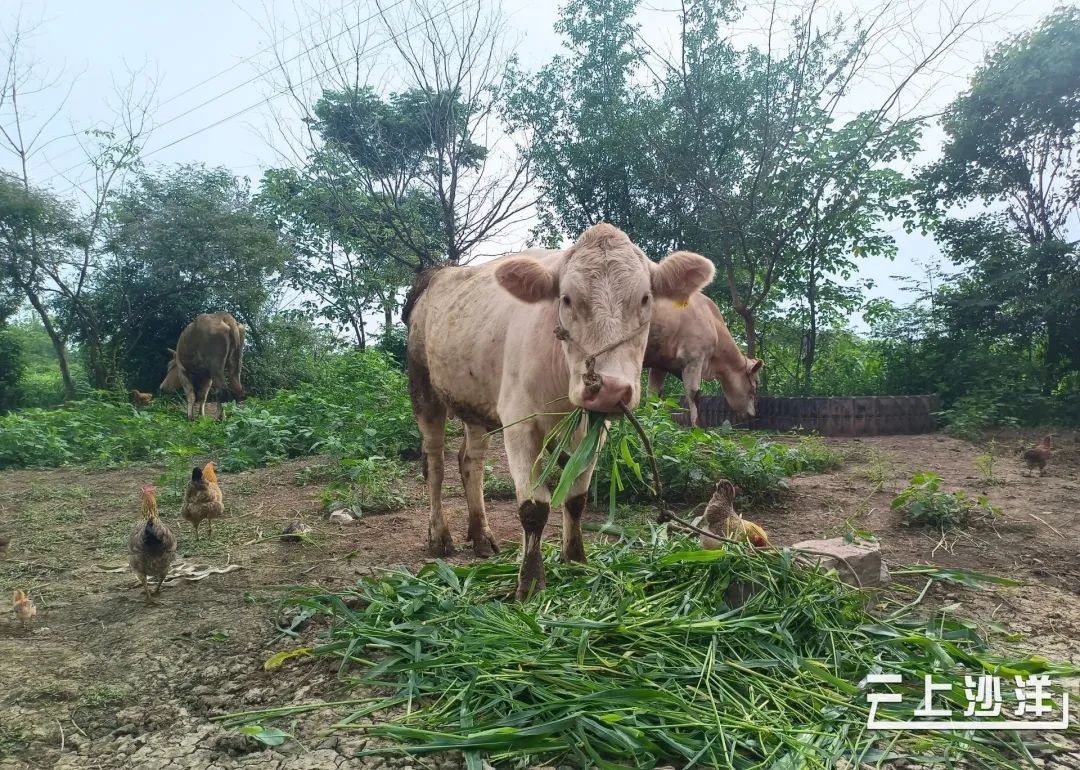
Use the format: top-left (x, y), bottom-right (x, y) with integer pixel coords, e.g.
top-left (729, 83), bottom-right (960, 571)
top-left (791, 537), bottom-right (889, 589)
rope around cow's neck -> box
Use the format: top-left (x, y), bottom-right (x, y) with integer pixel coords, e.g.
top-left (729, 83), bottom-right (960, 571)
top-left (615, 403), bottom-right (864, 589)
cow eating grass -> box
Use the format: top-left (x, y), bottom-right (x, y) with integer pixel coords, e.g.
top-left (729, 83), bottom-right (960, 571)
top-left (160, 312), bottom-right (246, 421)
top-left (404, 223), bottom-right (714, 600)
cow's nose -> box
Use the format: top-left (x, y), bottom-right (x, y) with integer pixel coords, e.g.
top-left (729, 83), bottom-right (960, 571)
top-left (582, 376), bottom-right (634, 413)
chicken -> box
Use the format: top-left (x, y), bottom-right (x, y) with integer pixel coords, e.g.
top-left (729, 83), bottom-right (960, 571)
top-left (131, 389), bottom-right (154, 407)
top-left (700, 479), bottom-right (769, 550)
top-left (182, 461), bottom-right (224, 540)
top-left (1021, 434), bottom-right (1053, 476)
top-left (0, 535), bottom-right (10, 558)
top-left (12, 590), bottom-right (36, 627)
top-left (281, 519), bottom-right (311, 542)
top-left (129, 486), bottom-right (177, 600)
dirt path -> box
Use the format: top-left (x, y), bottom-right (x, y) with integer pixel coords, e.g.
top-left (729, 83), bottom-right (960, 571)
top-left (0, 432), bottom-right (1077, 769)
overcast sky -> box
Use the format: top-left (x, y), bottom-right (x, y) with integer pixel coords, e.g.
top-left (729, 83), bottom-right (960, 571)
top-left (1, 0), bottom-right (1062, 324)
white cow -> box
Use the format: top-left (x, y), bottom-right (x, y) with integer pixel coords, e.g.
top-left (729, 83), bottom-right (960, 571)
top-left (404, 223), bottom-right (715, 600)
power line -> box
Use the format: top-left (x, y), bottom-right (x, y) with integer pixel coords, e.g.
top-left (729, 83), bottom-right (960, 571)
top-left (138, 0), bottom-right (469, 161)
top-left (41, 0), bottom-right (409, 188)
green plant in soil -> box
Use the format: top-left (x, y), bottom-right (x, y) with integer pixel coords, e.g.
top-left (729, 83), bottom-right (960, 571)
top-left (232, 533), bottom-right (1076, 768)
top-left (891, 472), bottom-right (999, 531)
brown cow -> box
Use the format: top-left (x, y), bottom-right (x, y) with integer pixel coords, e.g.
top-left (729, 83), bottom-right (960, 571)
top-left (645, 293), bottom-right (762, 426)
top-left (160, 313), bottom-right (245, 420)
top-left (405, 224), bottom-right (714, 600)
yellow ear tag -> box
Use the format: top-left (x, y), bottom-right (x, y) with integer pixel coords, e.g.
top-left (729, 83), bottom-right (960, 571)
top-left (673, 299), bottom-right (690, 309)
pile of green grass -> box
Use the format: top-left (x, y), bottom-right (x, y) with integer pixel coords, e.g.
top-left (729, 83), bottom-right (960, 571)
top-left (229, 533), bottom-right (1074, 768)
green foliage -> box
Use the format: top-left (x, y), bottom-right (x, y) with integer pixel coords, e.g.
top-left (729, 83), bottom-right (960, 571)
top-left (0, 349), bottom-right (417, 471)
top-left (74, 164), bottom-right (288, 391)
top-left (241, 312), bottom-right (343, 395)
top-left (307, 456), bottom-right (413, 516)
top-left (591, 401), bottom-right (838, 509)
top-left (483, 465), bottom-right (516, 500)
top-left (240, 534), bottom-right (1076, 767)
top-left (0, 325), bottom-right (24, 412)
top-left (938, 389), bottom-right (1021, 441)
top-left (890, 472), bottom-right (998, 531)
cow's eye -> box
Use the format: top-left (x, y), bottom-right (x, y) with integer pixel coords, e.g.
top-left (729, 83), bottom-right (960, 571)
top-left (641, 294), bottom-right (650, 306)
top-left (562, 295), bottom-right (571, 307)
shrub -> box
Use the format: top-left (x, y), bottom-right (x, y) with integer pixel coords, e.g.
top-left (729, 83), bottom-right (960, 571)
top-left (312, 456), bottom-right (414, 515)
top-left (890, 472), bottom-right (998, 531)
top-left (588, 400), bottom-right (836, 509)
top-left (0, 349), bottom-right (418, 471)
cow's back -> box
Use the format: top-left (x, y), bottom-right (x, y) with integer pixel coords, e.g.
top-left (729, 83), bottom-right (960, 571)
top-left (407, 254), bottom-right (564, 429)
top-left (178, 314), bottom-right (234, 375)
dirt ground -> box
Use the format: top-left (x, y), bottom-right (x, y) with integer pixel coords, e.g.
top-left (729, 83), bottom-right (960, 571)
top-left (0, 429), bottom-right (1078, 770)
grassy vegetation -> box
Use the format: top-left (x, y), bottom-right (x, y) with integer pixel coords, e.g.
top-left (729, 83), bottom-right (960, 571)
top-left (0, 350), bottom-right (418, 471)
top-left (231, 532), bottom-right (1076, 768)
top-left (891, 472), bottom-right (999, 531)
top-left (590, 400), bottom-right (843, 509)
top-left (300, 455), bottom-right (417, 516)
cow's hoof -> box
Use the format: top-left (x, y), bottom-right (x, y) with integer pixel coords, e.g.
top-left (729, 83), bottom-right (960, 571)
top-left (559, 542), bottom-right (587, 563)
top-left (428, 530), bottom-right (455, 556)
top-left (515, 560), bottom-right (546, 601)
top-left (471, 532), bottom-right (499, 558)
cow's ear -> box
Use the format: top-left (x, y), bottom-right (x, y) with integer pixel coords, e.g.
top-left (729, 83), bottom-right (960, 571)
top-left (652, 251), bottom-right (715, 301)
top-left (166, 348), bottom-right (176, 356)
top-left (495, 257), bottom-right (559, 303)
top-left (748, 358), bottom-right (763, 375)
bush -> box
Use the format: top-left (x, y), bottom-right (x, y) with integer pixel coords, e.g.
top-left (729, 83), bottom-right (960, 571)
top-left (0, 327), bottom-right (24, 413)
top-left (588, 400), bottom-right (838, 509)
top-left (307, 456), bottom-right (414, 515)
top-left (890, 472), bottom-right (997, 531)
top-left (0, 349), bottom-right (418, 471)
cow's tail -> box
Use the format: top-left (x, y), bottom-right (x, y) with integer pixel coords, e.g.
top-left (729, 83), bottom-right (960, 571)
top-left (229, 321), bottom-right (246, 396)
top-left (401, 268), bottom-right (441, 327)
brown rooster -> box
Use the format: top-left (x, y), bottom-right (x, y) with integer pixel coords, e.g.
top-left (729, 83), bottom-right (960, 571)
top-left (1022, 434), bottom-right (1053, 476)
top-left (0, 535), bottom-right (10, 558)
top-left (700, 480), bottom-right (770, 550)
top-left (130, 389), bottom-right (154, 407)
top-left (129, 486), bottom-right (177, 600)
top-left (182, 461), bottom-right (224, 540)
top-left (12, 590), bottom-right (36, 628)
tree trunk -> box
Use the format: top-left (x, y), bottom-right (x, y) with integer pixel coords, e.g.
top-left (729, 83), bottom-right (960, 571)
top-left (737, 306), bottom-right (757, 359)
top-left (383, 303), bottom-right (393, 333)
top-left (26, 290), bottom-right (76, 400)
top-left (802, 258), bottom-right (818, 394)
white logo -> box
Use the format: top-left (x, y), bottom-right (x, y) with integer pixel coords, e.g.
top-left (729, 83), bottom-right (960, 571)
top-left (866, 673), bottom-right (1071, 730)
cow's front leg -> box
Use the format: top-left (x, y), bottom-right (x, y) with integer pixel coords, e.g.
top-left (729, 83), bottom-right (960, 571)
top-left (183, 383), bottom-right (196, 421)
top-left (419, 412), bottom-right (453, 555)
top-left (647, 367), bottom-right (667, 397)
top-left (561, 429), bottom-right (602, 564)
top-left (682, 358), bottom-right (704, 427)
top-left (505, 423), bottom-right (549, 600)
top-left (459, 422), bottom-right (498, 557)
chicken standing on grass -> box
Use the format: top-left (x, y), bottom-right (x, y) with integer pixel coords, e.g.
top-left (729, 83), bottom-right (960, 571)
top-left (1022, 434), bottom-right (1053, 476)
top-left (129, 486), bottom-right (177, 600)
top-left (700, 480), bottom-right (770, 550)
top-left (182, 461), bottom-right (224, 540)
top-left (12, 590), bottom-right (36, 627)
top-left (0, 535), bottom-right (10, 557)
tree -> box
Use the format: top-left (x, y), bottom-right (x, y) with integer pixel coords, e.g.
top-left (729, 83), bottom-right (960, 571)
top-left (510, 0), bottom-right (979, 360)
top-left (259, 161), bottom-right (437, 346)
top-left (921, 6), bottom-right (1080, 386)
top-left (0, 12), bottom-right (153, 393)
top-left (76, 165), bottom-right (288, 390)
top-left (0, 174), bottom-right (85, 398)
top-left (262, 0), bottom-right (533, 272)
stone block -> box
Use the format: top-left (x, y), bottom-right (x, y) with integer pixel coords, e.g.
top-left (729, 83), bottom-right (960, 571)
top-left (791, 537), bottom-right (889, 589)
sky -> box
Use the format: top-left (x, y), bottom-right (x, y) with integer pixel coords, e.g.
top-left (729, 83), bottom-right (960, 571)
top-left (1, 0), bottom-right (1062, 326)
